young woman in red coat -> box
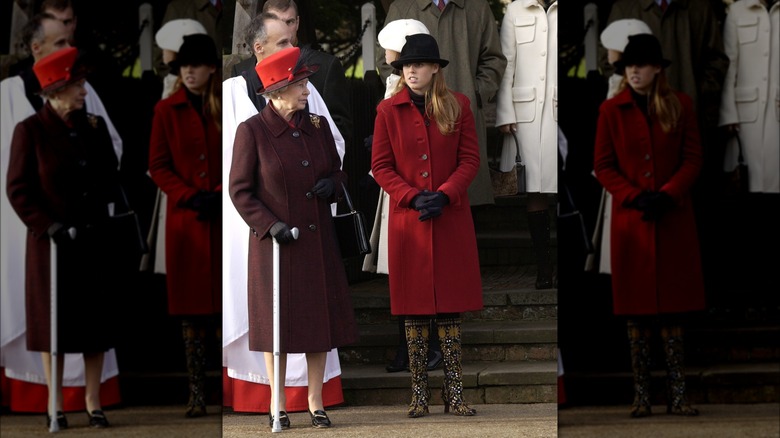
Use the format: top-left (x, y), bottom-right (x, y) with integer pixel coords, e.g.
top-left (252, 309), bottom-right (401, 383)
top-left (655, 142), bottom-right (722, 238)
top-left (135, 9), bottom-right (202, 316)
top-left (594, 34), bottom-right (704, 418)
top-left (148, 34), bottom-right (222, 418)
top-left (371, 34), bottom-right (483, 418)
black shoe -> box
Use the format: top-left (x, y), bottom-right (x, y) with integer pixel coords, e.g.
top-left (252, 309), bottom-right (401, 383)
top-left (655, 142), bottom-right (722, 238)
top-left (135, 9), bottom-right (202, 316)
top-left (309, 409), bottom-right (331, 428)
top-left (268, 411), bottom-right (291, 429)
top-left (45, 411), bottom-right (68, 429)
top-left (86, 409), bottom-right (109, 428)
top-left (427, 350), bottom-right (443, 371)
top-left (385, 349), bottom-right (409, 373)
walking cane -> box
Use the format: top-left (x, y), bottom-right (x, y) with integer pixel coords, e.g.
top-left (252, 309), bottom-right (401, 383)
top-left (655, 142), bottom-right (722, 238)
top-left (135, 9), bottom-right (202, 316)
top-left (48, 227), bottom-right (74, 433)
top-left (272, 227), bottom-right (299, 433)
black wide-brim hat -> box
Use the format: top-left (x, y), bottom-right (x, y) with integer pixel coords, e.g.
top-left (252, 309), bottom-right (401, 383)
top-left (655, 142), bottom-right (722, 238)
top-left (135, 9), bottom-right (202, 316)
top-left (390, 33), bottom-right (449, 70)
top-left (256, 47), bottom-right (320, 95)
top-left (168, 33), bottom-right (220, 74)
top-left (613, 33), bottom-right (671, 74)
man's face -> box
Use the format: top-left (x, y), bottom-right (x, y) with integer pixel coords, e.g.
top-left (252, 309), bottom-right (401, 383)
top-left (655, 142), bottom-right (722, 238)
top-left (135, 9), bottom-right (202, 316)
top-left (256, 18), bottom-right (295, 61)
top-left (33, 18), bottom-right (72, 60)
top-left (44, 7), bottom-right (77, 41)
top-left (266, 7), bottom-right (299, 46)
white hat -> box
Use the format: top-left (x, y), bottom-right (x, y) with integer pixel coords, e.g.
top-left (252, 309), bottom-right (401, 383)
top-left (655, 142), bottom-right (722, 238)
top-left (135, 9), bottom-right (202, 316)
top-left (378, 19), bottom-right (430, 53)
top-left (155, 19), bottom-right (208, 52)
top-left (600, 19), bottom-right (652, 52)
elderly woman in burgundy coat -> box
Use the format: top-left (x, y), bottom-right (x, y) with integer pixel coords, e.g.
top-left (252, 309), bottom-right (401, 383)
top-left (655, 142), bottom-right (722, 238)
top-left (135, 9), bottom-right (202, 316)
top-left (6, 47), bottom-right (122, 429)
top-left (229, 47), bottom-right (358, 430)
top-left (148, 34), bottom-right (221, 418)
top-left (594, 34), bottom-right (704, 418)
top-left (371, 34), bottom-right (483, 419)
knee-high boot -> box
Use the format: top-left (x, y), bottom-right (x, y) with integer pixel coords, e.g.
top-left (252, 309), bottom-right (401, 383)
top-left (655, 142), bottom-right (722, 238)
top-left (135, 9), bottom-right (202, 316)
top-left (627, 320), bottom-right (652, 417)
top-left (182, 320), bottom-right (207, 418)
top-left (528, 210), bottom-right (553, 289)
top-left (661, 325), bottom-right (699, 416)
top-left (405, 318), bottom-right (431, 417)
top-left (437, 317), bottom-right (476, 416)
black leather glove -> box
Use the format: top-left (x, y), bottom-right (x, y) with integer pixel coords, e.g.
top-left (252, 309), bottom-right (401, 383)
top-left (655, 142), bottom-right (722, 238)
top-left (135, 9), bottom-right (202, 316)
top-left (363, 135), bottom-right (374, 153)
top-left (185, 191), bottom-right (208, 211)
top-left (47, 222), bottom-right (76, 244)
top-left (628, 191), bottom-right (655, 211)
top-left (195, 191), bottom-right (221, 221)
top-left (641, 192), bottom-right (674, 221)
top-left (417, 191), bottom-right (449, 221)
top-left (410, 191), bottom-right (437, 210)
top-left (269, 221), bottom-right (295, 244)
top-left (311, 178), bottom-right (335, 199)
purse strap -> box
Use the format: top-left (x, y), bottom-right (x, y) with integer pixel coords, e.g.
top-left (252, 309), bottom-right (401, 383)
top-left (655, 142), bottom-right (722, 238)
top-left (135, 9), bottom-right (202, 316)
top-left (734, 133), bottom-right (745, 165)
top-left (340, 181), bottom-right (356, 213)
top-left (509, 131), bottom-right (523, 164)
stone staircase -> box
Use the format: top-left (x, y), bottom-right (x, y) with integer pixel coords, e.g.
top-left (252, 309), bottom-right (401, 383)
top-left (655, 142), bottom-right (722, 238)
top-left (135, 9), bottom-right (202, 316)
top-left (338, 194), bottom-right (560, 407)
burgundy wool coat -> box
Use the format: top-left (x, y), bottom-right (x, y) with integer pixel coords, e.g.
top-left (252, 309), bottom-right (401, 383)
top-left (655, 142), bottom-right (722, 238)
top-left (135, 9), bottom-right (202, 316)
top-left (149, 87), bottom-right (222, 315)
top-left (594, 88), bottom-right (706, 315)
top-left (371, 89), bottom-right (483, 316)
top-left (229, 105), bottom-right (359, 353)
top-left (6, 104), bottom-right (123, 352)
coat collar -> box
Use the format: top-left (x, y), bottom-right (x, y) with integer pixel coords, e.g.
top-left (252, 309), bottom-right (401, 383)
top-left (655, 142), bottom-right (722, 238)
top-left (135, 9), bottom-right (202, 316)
top-left (611, 87), bottom-right (637, 107)
top-left (387, 87), bottom-right (414, 107)
top-left (413, 0), bottom-right (464, 11)
top-left (259, 104), bottom-right (316, 139)
top-left (167, 86), bottom-right (190, 106)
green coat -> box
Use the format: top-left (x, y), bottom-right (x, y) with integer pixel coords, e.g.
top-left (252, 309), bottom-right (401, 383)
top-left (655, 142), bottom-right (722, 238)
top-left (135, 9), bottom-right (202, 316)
top-left (380, 0), bottom-right (507, 206)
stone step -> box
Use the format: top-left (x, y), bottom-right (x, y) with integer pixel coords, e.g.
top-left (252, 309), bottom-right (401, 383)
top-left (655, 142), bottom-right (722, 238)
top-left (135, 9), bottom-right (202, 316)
top-left (688, 324), bottom-right (780, 364)
top-left (341, 320), bottom-right (558, 366)
top-left (341, 360), bottom-right (558, 406)
top-left (349, 268), bottom-right (558, 325)
top-left (476, 229), bottom-right (558, 266)
top-left (561, 362), bottom-right (780, 406)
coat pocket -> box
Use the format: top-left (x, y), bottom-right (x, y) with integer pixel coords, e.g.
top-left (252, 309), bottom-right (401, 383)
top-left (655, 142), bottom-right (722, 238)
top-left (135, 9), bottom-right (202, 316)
top-left (736, 16), bottom-right (758, 44)
top-left (511, 86), bottom-right (536, 123)
top-left (514, 15), bottom-right (536, 45)
top-left (735, 86), bottom-right (758, 123)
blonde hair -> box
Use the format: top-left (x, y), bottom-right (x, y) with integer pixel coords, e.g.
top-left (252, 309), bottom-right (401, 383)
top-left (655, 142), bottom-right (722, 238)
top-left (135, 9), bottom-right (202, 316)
top-left (392, 66), bottom-right (460, 135)
top-left (618, 69), bottom-right (681, 133)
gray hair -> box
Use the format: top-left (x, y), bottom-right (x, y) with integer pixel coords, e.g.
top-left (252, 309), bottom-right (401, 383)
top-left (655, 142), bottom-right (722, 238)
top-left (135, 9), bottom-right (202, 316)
top-left (243, 12), bottom-right (278, 53)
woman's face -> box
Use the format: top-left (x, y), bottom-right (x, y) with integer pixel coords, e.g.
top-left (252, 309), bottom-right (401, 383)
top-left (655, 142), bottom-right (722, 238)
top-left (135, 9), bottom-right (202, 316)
top-left (179, 64), bottom-right (215, 94)
top-left (52, 78), bottom-right (87, 113)
top-left (402, 62), bottom-right (439, 95)
top-left (624, 63), bottom-right (661, 95)
top-left (275, 79), bottom-right (310, 113)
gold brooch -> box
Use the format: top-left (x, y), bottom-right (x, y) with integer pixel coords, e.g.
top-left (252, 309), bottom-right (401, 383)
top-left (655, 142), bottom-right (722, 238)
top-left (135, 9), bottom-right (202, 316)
top-left (87, 114), bottom-right (98, 129)
top-left (310, 115), bottom-right (321, 128)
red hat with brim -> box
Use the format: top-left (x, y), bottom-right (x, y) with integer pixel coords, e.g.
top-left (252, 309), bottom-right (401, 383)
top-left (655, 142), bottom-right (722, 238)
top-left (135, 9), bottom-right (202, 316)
top-left (255, 47), bottom-right (319, 95)
top-left (33, 47), bottom-right (89, 95)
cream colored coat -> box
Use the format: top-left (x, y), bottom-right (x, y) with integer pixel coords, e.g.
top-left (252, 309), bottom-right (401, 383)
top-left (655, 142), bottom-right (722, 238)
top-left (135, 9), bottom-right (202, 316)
top-left (718, 0), bottom-right (780, 193)
top-left (495, 0), bottom-right (558, 193)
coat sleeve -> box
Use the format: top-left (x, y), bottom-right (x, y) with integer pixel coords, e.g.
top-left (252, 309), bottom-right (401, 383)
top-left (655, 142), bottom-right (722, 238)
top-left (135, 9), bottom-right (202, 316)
top-left (228, 120), bottom-right (278, 240)
top-left (593, 101), bottom-right (643, 207)
top-left (84, 81), bottom-right (122, 165)
top-left (148, 101), bottom-right (200, 207)
top-left (474, 0), bottom-right (507, 109)
top-left (5, 120), bottom-right (55, 237)
top-left (717, 8), bottom-right (739, 127)
top-left (495, 6), bottom-right (517, 127)
top-left (371, 102), bottom-right (419, 209)
top-left (659, 94), bottom-right (702, 203)
top-left (438, 95), bottom-right (480, 207)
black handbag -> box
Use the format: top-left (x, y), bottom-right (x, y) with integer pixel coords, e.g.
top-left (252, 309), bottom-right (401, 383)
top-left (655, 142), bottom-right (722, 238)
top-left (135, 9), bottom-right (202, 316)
top-left (489, 131), bottom-right (526, 197)
top-left (723, 134), bottom-right (749, 196)
top-left (109, 185), bottom-right (149, 256)
top-left (333, 182), bottom-right (371, 258)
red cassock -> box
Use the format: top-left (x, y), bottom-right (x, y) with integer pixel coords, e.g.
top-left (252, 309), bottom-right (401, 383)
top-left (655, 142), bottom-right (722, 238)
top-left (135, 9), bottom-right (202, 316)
top-left (149, 87), bottom-right (222, 315)
top-left (371, 90), bottom-right (483, 316)
top-left (594, 88), bottom-right (706, 315)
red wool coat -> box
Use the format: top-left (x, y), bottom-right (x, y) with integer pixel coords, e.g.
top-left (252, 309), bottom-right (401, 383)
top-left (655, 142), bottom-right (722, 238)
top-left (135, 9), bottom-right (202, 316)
top-left (149, 87), bottom-right (221, 315)
top-left (372, 89), bottom-right (483, 316)
top-left (6, 104), bottom-right (122, 352)
top-left (594, 88), bottom-right (706, 315)
top-left (229, 106), bottom-right (358, 353)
